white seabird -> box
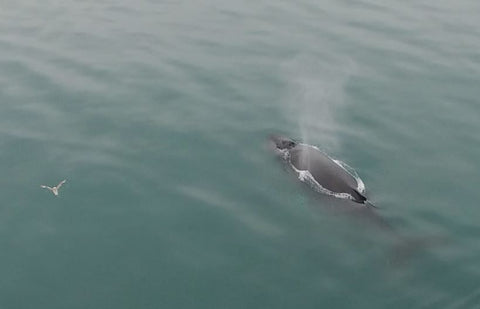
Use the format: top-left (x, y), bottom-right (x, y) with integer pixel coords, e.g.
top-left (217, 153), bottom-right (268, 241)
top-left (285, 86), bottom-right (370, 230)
top-left (41, 179), bottom-right (66, 196)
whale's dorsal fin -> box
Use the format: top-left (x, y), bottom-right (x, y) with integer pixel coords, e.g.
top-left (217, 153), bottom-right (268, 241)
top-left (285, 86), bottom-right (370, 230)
top-left (352, 189), bottom-right (367, 204)
top-left (352, 189), bottom-right (379, 208)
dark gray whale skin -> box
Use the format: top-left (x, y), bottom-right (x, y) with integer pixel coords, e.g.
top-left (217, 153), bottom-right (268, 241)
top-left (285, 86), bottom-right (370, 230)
top-left (269, 135), bottom-right (367, 203)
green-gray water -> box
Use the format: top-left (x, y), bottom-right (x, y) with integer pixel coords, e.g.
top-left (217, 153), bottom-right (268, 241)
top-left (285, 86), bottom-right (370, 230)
top-left (1, 1), bottom-right (479, 308)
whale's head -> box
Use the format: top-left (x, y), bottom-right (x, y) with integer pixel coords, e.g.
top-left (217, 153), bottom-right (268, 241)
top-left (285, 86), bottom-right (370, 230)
top-left (269, 135), bottom-right (297, 150)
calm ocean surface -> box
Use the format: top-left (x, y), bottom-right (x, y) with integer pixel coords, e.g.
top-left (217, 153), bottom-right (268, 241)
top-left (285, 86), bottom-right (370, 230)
top-left (1, 1), bottom-right (479, 308)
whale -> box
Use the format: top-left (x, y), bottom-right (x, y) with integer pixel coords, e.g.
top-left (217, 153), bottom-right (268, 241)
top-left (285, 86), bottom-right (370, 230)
top-left (269, 134), bottom-right (447, 261)
top-left (269, 135), bottom-right (369, 204)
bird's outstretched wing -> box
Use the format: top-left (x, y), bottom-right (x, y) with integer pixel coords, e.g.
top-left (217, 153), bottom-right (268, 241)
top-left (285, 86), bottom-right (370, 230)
top-left (41, 185), bottom-right (52, 190)
top-left (57, 179), bottom-right (66, 189)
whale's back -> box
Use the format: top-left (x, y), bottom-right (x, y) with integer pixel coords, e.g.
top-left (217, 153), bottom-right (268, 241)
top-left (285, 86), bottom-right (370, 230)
top-left (289, 145), bottom-right (365, 202)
